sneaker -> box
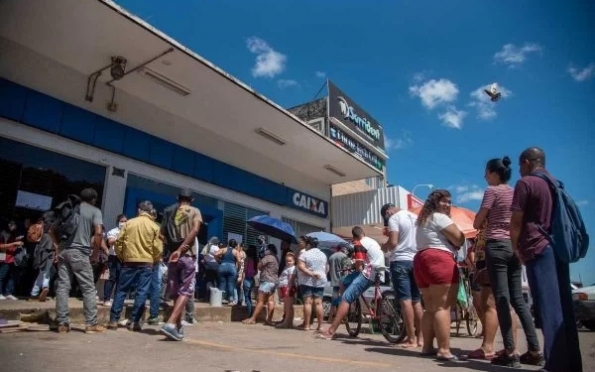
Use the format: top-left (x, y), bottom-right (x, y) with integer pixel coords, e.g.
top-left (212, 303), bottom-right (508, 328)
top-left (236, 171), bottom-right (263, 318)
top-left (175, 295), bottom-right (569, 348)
top-left (5, 295), bottom-right (17, 300)
top-left (491, 352), bottom-right (521, 368)
top-left (520, 351), bottom-right (545, 366)
top-left (128, 322), bottom-right (142, 332)
top-left (107, 321), bottom-right (119, 330)
top-left (118, 319), bottom-right (130, 327)
top-left (181, 319), bottom-right (195, 326)
top-left (147, 318), bottom-right (160, 326)
top-left (103, 300), bottom-right (112, 307)
top-left (160, 323), bottom-right (183, 341)
top-left (85, 324), bottom-right (107, 334)
top-left (0, 295), bottom-right (6, 300)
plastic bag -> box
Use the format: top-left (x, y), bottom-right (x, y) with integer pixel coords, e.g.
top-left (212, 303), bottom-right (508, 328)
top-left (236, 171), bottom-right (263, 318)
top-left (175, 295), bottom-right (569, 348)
top-left (457, 279), bottom-right (468, 309)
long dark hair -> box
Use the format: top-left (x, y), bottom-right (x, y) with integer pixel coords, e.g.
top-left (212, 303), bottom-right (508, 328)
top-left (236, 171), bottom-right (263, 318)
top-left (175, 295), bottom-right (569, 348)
top-left (486, 156), bottom-right (512, 183)
top-left (416, 189), bottom-right (451, 227)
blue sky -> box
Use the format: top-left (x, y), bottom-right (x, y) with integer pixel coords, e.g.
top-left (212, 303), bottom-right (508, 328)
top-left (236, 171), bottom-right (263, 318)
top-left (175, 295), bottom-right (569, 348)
top-left (115, 0), bottom-right (595, 284)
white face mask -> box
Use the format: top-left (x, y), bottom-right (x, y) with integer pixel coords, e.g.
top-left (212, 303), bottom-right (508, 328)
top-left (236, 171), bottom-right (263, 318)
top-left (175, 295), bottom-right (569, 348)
top-left (118, 222), bottom-right (125, 229)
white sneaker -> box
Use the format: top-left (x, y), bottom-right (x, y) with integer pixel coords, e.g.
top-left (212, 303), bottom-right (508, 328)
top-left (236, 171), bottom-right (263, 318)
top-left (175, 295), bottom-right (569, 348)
top-left (5, 295), bottom-right (17, 300)
top-left (181, 320), bottom-right (195, 326)
top-left (103, 300), bottom-right (112, 307)
top-left (0, 295), bottom-right (6, 300)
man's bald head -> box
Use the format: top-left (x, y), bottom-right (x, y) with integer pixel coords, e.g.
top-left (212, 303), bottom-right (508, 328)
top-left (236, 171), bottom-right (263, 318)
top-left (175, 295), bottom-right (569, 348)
top-left (519, 147), bottom-right (546, 176)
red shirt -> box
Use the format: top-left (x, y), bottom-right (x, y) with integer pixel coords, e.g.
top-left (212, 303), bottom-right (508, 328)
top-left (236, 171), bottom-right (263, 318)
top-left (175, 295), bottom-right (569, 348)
top-left (0, 235), bottom-right (17, 264)
top-left (511, 169), bottom-right (553, 262)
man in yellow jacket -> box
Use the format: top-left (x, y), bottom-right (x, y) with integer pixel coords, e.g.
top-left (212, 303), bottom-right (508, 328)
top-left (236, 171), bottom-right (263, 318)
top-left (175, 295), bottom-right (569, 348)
top-left (108, 201), bottom-right (163, 331)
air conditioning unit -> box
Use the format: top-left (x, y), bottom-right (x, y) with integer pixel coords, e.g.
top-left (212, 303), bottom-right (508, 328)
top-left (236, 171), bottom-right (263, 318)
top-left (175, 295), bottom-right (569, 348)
top-left (307, 118), bottom-right (325, 134)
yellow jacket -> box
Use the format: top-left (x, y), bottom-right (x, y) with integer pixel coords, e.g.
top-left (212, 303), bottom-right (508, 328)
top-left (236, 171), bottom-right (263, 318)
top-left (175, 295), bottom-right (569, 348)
top-left (115, 212), bottom-right (163, 264)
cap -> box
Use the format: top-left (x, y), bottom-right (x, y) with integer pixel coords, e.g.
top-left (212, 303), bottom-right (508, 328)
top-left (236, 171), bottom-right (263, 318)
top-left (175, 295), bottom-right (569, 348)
top-left (179, 189), bottom-right (193, 198)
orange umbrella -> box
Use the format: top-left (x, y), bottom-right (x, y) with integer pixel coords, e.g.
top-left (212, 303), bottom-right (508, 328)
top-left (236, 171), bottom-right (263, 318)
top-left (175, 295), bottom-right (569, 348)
top-left (409, 206), bottom-right (478, 238)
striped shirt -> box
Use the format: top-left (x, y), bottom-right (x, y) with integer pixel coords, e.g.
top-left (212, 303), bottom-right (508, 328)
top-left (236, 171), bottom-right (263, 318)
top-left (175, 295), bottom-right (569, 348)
top-left (480, 184), bottom-right (514, 240)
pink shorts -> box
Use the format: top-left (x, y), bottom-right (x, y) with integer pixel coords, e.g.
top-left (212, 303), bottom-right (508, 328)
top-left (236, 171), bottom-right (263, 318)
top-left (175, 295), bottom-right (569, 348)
top-left (413, 248), bottom-right (459, 289)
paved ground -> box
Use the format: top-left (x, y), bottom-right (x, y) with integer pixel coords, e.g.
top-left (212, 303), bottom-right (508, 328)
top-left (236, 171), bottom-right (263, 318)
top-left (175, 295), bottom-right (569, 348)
top-left (1, 321), bottom-right (594, 372)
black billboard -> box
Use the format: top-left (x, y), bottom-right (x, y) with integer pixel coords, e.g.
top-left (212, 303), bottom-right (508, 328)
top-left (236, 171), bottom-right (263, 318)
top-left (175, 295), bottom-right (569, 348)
top-left (327, 80), bottom-right (385, 151)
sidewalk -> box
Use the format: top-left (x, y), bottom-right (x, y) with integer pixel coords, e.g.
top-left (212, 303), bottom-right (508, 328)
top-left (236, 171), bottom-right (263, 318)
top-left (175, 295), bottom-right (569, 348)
top-left (0, 298), bottom-right (298, 324)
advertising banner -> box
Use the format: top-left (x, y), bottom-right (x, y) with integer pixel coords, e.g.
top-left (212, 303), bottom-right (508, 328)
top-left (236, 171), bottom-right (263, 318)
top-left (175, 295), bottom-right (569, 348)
top-left (328, 80), bottom-right (385, 151)
top-left (329, 124), bottom-right (384, 170)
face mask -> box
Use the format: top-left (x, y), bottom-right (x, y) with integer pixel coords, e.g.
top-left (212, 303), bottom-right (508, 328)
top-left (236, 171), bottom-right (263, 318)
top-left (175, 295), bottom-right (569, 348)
top-left (118, 222), bottom-right (125, 229)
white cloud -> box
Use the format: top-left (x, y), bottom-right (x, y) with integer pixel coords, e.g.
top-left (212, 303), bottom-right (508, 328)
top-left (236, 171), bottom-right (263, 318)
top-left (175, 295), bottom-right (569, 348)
top-left (577, 200), bottom-right (589, 207)
top-left (315, 71), bottom-right (326, 78)
top-left (409, 78), bottom-right (459, 109)
top-left (450, 184), bottom-right (484, 204)
top-left (469, 84), bottom-right (513, 120)
top-left (439, 106), bottom-right (467, 129)
top-left (567, 63), bottom-right (595, 82)
top-left (246, 37), bottom-right (286, 78)
top-left (384, 131), bottom-right (413, 151)
top-left (493, 43), bottom-right (542, 67)
top-left (277, 79), bottom-right (299, 89)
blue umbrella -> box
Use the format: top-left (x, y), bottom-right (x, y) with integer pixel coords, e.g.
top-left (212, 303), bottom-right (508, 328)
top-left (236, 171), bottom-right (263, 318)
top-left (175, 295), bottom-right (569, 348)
top-left (246, 215), bottom-right (298, 244)
top-left (306, 231), bottom-right (348, 248)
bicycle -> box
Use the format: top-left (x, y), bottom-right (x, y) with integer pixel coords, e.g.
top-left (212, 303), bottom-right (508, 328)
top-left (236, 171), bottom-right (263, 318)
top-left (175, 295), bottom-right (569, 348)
top-left (343, 267), bottom-right (407, 344)
top-left (453, 265), bottom-right (480, 337)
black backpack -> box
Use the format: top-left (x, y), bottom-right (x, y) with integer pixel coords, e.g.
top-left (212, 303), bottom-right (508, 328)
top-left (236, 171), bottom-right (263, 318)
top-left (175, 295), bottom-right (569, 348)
top-left (51, 195), bottom-right (82, 240)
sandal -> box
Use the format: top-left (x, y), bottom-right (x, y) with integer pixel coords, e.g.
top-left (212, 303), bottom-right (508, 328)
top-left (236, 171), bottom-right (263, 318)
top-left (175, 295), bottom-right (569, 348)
top-left (437, 355), bottom-right (459, 362)
top-left (316, 332), bottom-right (334, 340)
top-left (468, 348), bottom-right (495, 360)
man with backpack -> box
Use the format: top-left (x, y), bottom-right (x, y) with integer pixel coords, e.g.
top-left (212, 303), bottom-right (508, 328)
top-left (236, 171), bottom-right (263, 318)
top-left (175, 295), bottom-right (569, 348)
top-left (53, 188), bottom-right (106, 334)
top-left (511, 147), bottom-right (586, 372)
top-left (159, 189), bottom-right (202, 341)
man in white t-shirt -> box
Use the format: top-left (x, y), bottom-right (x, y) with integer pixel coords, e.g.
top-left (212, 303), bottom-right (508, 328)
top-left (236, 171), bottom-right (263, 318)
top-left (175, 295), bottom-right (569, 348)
top-left (381, 203), bottom-right (423, 348)
top-left (319, 226), bottom-right (385, 339)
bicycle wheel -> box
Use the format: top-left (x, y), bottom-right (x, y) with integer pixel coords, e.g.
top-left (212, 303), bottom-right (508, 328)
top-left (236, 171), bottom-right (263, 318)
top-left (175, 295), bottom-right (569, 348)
top-left (344, 299), bottom-right (362, 337)
top-left (378, 290), bottom-right (406, 344)
top-left (454, 302), bottom-right (463, 337)
top-left (466, 303), bottom-right (480, 337)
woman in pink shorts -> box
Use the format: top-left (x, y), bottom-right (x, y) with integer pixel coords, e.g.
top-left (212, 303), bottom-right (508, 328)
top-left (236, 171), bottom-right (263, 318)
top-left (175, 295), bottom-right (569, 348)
top-left (414, 189), bottom-right (465, 361)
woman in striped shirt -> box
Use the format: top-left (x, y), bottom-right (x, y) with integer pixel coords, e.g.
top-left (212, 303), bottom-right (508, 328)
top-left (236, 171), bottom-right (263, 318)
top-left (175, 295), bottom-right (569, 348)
top-left (473, 156), bottom-right (543, 368)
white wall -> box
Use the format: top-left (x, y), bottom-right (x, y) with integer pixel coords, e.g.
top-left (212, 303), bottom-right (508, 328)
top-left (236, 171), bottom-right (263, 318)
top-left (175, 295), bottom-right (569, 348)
top-left (0, 119), bottom-right (330, 232)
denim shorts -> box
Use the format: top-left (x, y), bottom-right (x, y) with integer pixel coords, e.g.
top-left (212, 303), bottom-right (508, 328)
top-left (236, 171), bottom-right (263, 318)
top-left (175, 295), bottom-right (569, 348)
top-left (259, 281), bottom-right (277, 294)
top-left (340, 272), bottom-right (373, 305)
top-left (299, 285), bottom-right (324, 299)
top-left (331, 286), bottom-right (341, 303)
top-left (390, 260), bottom-right (421, 302)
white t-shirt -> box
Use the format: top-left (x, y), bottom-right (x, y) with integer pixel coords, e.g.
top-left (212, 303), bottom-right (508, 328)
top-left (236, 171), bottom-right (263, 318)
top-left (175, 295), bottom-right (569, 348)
top-left (279, 265), bottom-right (296, 288)
top-left (204, 244), bottom-right (219, 264)
top-left (298, 248), bottom-right (328, 288)
top-left (415, 212), bottom-right (457, 254)
top-left (359, 236), bottom-right (386, 282)
top-left (106, 227), bottom-right (121, 256)
top-left (387, 210), bottom-right (418, 262)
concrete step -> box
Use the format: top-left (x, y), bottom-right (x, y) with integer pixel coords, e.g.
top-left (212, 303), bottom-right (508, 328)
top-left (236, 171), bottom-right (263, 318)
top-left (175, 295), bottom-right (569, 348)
top-left (0, 299), bottom-right (304, 324)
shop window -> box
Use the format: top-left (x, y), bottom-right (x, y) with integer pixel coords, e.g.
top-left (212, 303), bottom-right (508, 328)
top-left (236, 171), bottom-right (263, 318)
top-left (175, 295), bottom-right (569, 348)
top-left (0, 137), bottom-right (106, 223)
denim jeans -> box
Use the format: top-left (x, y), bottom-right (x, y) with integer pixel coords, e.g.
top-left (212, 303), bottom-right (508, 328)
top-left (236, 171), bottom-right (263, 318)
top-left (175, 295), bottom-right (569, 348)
top-left (525, 245), bottom-right (582, 372)
top-left (56, 249), bottom-right (98, 326)
top-left (243, 278), bottom-right (254, 316)
top-left (110, 264), bottom-right (153, 323)
top-left (0, 262), bottom-right (19, 296)
top-left (31, 269), bottom-right (50, 296)
top-left (217, 263), bottom-right (237, 302)
top-left (485, 239), bottom-right (540, 353)
top-left (390, 260), bottom-right (421, 302)
top-left (103, 255), bottom-right (121, 301)
top-left (139, 262), bottom-right (165, 320)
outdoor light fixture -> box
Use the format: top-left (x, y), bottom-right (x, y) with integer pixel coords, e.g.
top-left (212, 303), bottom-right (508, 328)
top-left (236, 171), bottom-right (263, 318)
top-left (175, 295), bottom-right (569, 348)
top-left (255, 128), bottom-right (287, 146)
top-left (324, 164), bottom-right (346, 177)
top-left (110, 56), bottom-right (127, 80)
top-left (137, 67), bottom-right (191, 96)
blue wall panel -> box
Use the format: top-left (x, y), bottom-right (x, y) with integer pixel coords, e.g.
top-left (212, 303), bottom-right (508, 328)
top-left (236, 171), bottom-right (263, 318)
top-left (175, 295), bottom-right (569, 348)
top-left (122, 127), bottom-right (150, 162)
top-left (194, 153), bottom-right (214, 183)
top-left (171, 144), bottom-right (195, 177)
top-left (0, 78), bottom-right (27, 121)
top-left (22, 90), bottom-right (63, 133)
top-left (149, 136), bottom-right (173, 170)
top-left (94, 116), bottom-right (125, 154)
top-left (0, 78), bottom-right (328, 209)
top-left (59, 104), bottom-right (96, 144)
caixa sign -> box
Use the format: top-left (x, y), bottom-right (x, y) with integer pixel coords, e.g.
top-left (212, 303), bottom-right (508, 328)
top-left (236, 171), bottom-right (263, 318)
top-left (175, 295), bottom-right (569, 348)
top-left (288, 190), bottom-right (328, 218)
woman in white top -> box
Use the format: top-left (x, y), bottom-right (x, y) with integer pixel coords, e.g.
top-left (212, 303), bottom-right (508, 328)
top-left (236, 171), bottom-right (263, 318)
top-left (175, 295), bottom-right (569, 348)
top-left (102, 214), bottom-right (127, 306)
top-left (414, 189), bottom-right (465, 361)
top-left (202, 237), bottom-right (221, 288)
top-left (297, 236), bottom-right (328, 331)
